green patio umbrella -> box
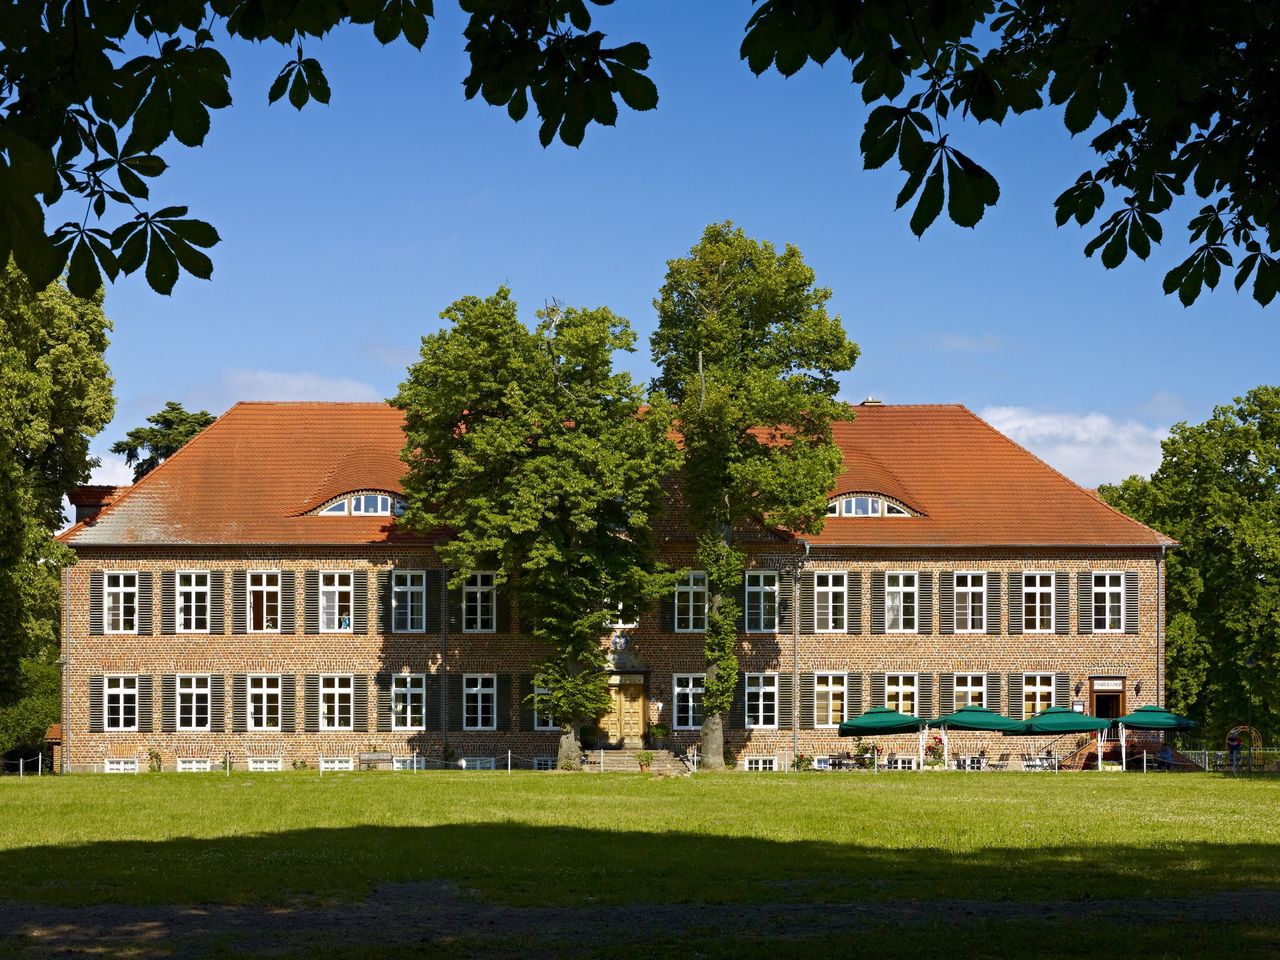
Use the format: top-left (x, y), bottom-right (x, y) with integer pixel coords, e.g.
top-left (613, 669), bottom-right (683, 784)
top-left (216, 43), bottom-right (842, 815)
top-left (838, 707), bottom-right (928, 770)
top-left (1003, 707), bottom-right (1112, 770)
top-left (927, 705), bottom-right (1024, 766)
top-left (1115, 705), bottom-right (1197, 769)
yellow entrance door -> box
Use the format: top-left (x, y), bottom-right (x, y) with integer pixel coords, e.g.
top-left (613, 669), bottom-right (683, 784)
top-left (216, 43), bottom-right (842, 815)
top-left (619, 683), bottom-right (645, 747)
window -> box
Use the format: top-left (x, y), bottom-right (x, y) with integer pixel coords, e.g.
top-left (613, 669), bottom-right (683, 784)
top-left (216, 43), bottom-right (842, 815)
top-left (392, 571), bottom-right (427, 633)
top-left (815, 572), bottom-right (846, 632)
top-left (1023, 573), bottom-right (1054, 632)
top-left (177, 675), bottom-right (211, 731)
top-left (955, 572), bottom-right (985, 632)
top-left (885, 756), bottom-right (916, 770)
top-left (827, 496), bottom-right (910, 517)
top-left (176, 572), bottom-right (210, 632)
top-left (606, 601), bottom-right (638, 629)
top-left (392, 674), bottom-right (426, 730)
top-left (248, 675), bottom-right (281, 731)
top-left (463, 572), bottom-right (497, 633)
top-left (814, 756), bottom-right (832, 771)
top-left (674, 572), bottom-right (708, 632)
top-left (885, 673), bottom-right (917, 714)
top-left (815, 672), bottom-right (846, 727)
top-left (464, 674), bottom-right (497, 731)
top-left (393, 756), bottom-right (430, 771)
top-left (533, 687), bottom-right (558, 731)
top-left (248, 758), bottom-right (282, 772)
top-left (1023, 673), bottom-right (1055, 715)
top-left (104, 758), bottom-right (138, 774)
top-left (320, 757), bottom-right (354, 771)
top-left (320, 572), bottom-right (354, 632)
top-left (533, 757), bottom-right (556, 771)
top-left (954, 673), bottom-right (986, 709)
top-left (248, 572), bottom-right (280, 633)
top-left (319, 494), bottom-right (406, 516)
top-left (745, 673), bottom-right (778, 729)
top-left (744, 572), bottom-right (778, 633)
top-left (320, 675), bottom-right (354, 730)
top-left (1093, 572), bottom-right (1124, 631)
top-left (886, 572), bottom-right (917, 632)
top-left (673, 674), bottom-right (705, 730)
top-left (745, 757), bottom-right (777, 772)
top-left (105, 573), bottom-right (138, 633)
top-left (465, 757), bottom-right (497, 771)
top-left (177, 758), bottom-right (211, 773)
top-left (104, 676), bottom-right (138, 731)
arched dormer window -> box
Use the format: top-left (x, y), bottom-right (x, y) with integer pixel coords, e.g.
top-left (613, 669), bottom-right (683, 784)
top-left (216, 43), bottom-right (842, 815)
top-left (315, 492), bottom-right (406, 516)
top-left (825, 494), bottom-right (912, 518)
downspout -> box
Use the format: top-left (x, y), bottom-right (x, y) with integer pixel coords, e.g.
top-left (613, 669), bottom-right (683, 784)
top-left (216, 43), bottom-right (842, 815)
top-left (1157, 546), bottom-right (1166, 708)
top-left (793, 539), bottom-right (810, 761)
top-left (61, 565), bottom-right (71, 774)
top-left (440, 567), bottom-right (450, 754)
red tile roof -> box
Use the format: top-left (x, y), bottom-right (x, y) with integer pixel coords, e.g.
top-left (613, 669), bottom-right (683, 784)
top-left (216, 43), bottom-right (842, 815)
top-left (60, 401), bottom-right (1172, 549)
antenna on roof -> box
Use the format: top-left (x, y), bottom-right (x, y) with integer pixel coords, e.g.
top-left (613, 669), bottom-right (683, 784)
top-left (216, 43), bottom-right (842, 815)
top-left (860, 397), bottom-right (883, 406)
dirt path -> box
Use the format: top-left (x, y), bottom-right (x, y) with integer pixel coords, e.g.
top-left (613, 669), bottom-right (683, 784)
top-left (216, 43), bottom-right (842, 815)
top-left (4, 885), bottom-right (1278, 958)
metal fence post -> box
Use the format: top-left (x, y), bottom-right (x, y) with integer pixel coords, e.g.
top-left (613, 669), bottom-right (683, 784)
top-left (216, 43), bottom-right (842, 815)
top-left (507, 750), bottom-right (512, 772)
top-left (18, 758), bottom-right (23, 778)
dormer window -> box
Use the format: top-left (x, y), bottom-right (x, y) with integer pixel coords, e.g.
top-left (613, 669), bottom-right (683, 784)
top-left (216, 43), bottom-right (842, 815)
top-left (825, 495), bottom-right (911, 517)
top-left (316, 493), bottom-right (406, 516)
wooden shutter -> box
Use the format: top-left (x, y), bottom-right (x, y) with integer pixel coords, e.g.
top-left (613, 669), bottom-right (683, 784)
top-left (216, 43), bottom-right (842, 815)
top-left (985, 673), bottom-right (1002, 713)
top-left (847, 571), bottom-right (863, 634)
top-left (231, 675), bottom-right (248, 732)
top-left (447, 579), bottom-right (464, 634)
top-left (916, 674), bottom-right (933, 719)
top-left (209, 572), bottom-right (225, 634)
top-left (845, 672), bottom-right (863, 718)
top-left (375, 674), bottom-right (393, 732)
top-left (209, 675), bottom-right (225, 733)
top-left (777, 568), bottom-right (795, 633)
top-left (729, 672), bottom-right (746, 728)
top-left (425, 570), bottom-right (442, 634)
top-left (304, 675), bottom-right (320, 732)
top-left (88, 676), bottom-right (104, 732)
top-left (136, 676), bottom-right (154, 732)
top-left (424, 674), bottom-right (443, 732)
top-left (89, 572), bottom-right (104, 635)
top-left (1124, 571), bottom-right (1139, 634)
top-left (160, 572), bottom-right (176, 635)
top-left (1055, 672), bottom-right (1071, 708)
top-left (279, 571), bottom-right (296, 633)
top-left (352, 675), bottom-right (369, 732)
top-left (496, 588), bottom-right (512, 634)
top-left (1007, 573), bottom-right (1023, 635)
top-left (136, 573), bottom-right (153, 636)
top-left (798, 672), bottom-right (816, 729)
top-left (1077, 572), bottom-right (1093, 634)
top-left (870, 671), bottom-right (886, 709)
top-left (303, 571), bottom-right (319, 635)
top-left (917, 572), bottom-right (933, 634)
top-left (938, 672), bottom-right (955, 716)
top-left (985, 571), bottom-right (1001, 635)
top-left (938, 572), bottom-right (955, 635)
top-left (777, 674), bottom-right (794, 731)
top-left (734, 582), bottom-right (746, 632)
top-left (870, 572), bottom-right (886, 634)
top-left (1007, 673), bottom-right (1024, 720)
top-left (658, 592), bottom-right (674, 634)
top-left (161, 675), bottom-right (177, 732)
top-left (280, 675), bottom-right (297, 733)
top-left (519, 674), bottom-right (536, 731)
top-left (352, 570), bottom-right (369, 634)
top-left (799, 572), bottom-right (815, 633)
top-left (378, 570), bottom-right (394, 634)
top-left (1054, 572), bottom-right (1070, 634)
top-left (496, 674), bottom-right (513, 730)
top-left (231, 571), bottom-right (247, 634)
top-left (446, 674), bottom-right (464, 732)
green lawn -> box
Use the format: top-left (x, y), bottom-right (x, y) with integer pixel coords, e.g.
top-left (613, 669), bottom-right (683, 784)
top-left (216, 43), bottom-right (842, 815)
top-left (1, 771), bottom-right (1278, 957)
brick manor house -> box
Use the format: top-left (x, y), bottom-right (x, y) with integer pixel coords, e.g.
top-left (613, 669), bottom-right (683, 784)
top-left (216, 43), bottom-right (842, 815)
top-left (55, 400), bottom-right (1173, 773)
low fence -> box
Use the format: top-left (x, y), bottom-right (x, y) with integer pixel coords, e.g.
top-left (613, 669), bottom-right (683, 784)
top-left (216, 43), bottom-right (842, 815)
top-left (1181, 747), bottom-right (1280, 773)
top-left (1, 753), bottom-right (50, 776)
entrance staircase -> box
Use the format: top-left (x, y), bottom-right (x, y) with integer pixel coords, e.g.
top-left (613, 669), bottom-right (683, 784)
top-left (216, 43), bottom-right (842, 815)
top-left (1059, 737), bottom-right (1124, 770)
top-left (580, 748), bottom-right (690, 775)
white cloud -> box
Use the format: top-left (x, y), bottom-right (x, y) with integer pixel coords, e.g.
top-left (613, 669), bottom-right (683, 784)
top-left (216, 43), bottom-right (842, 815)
top-left (979, 406), bottom-right (1168, 488)
top-left (222, 369), bottom-right (383, 403)
top-left (90, 453), bottom-right (135, 487)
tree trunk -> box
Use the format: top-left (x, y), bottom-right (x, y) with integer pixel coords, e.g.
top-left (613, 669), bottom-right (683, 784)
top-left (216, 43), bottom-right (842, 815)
top-left (557, 727), bottom-right (583, 770)
top-left (700, 705), bottom-right (726, 770)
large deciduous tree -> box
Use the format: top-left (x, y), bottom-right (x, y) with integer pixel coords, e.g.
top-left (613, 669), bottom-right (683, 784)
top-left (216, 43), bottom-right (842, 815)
top-left (651, 222), bottom-right (859, 769)
top-left (1099, 386), bottom-right (1280, 738)
top-left (111, 400), bottom-right (215, 481)
top-left (5, 2), bottom-right (1279, 306)
top-left (395, 288), bottom-right (678, 766)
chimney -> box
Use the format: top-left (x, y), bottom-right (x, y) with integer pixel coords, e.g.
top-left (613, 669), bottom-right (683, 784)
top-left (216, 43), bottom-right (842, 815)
top-left (860, 397), bottom-right (883, 406)
top-left (68, 485), bottom-right (121, 524)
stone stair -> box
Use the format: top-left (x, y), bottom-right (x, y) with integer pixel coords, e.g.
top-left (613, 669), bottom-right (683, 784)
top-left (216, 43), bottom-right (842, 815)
top-left (580, 748), bottom-right (690, 775)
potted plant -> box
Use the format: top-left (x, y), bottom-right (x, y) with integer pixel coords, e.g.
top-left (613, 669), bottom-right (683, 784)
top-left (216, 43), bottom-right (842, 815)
top-left (649, 723), bottom-right (669, 749)
top-left (635, 750), bottom-right (654, 773)
top-left (924, 734), bottom-right (945, 768)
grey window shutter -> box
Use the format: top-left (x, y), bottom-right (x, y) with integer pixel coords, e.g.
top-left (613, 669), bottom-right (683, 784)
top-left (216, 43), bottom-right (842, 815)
top-left (231, 675), bottom-right (248, 732)
top-left (378, 570), bottom-right (393, 634)
top-left (425, 570), bottom-right (442, 634)
top-left (870, 572), bottom-right (886, 634)
top-left (799, 572), bottom-right (815, 633)
top-left (916, 674), bottom-right (934, 719)
top-left (231, 571), bottom-right (247, 634)
top-left (496, 588), bottom-right (512, 634)
top-left (89, 572), bottom-right (104, 635)
top-left (136, 676), bottom-right (154, 732)
top-left (777, 569), bottom-right (794, 633)
top-left (303, 571), bottom-right (319, 635)
top-left (1054, 572), bottom-right (1070, 635)
top-left (279, 571), bottom-right (296, 633)
top-left (160, 572), bottom-right (176, 635)
top-left (1007, 573), bottom-right (1023, 635)
top-left (1055, 672), bottom-right (1071, 708)
top-left (375, 674), bottom-right (393, 732)
top-left (352, 570), bottom-right (369, 634)
top-left (729, 672), bottom-right (746, 728)
top-left (161, 675), bottom-right (177, 732)
top-left (497, 674), bottom-right (513, 730)
top-left (425, 674), bottom-right (442, 732)
top-left (777, 674), bottom-right (794, 731)
top-left (938, 673), bottom-right (955, 716)
top-left (88, 676), bottom-right (104, 732)
top-left (209, 572), bottom-right (225, 634)
top-left (658, 592), bottom-right (674, 633)
top-left (984, 572), bottom-right (1001, 635)
top-left (735, 583), bottom-right (746, 632)
top-left (519, 674), bottom-right (536, 731)
top-left (985, 673), bottom-right (1002, 713)
top-left (917, 572), bottom-right (933, 634)
top-left (1124, 571), bottom-right (1139, 634)
top-left (447, 581), bottom-right (464, 634)
top-left (209, 675), bottom-right (225, 733)
top-left (304, 675), bottom-right (320, 732)
top-left (1077, 572), bottom-right (1093, 634)
top-left (870, 671), bottom-right (886, 709)
top-left (1007, 674), bottom-right (1024, 720)
top-left (846, 672), bottom-right (863, 718)
top-left (798, 672), bottom-right (815, 729)
top-left (938, 572), bottom-right (955, 635)
top-left (352, 675), bottom-right (369, 732)
top-left (280, 675), bottom-right (297, 733)
top-left (847, 571), bottom-right (863, 634)
top-left (136, 573), bottom-right (154, 636)
top-left (446, 674), bottom-right (464, 732)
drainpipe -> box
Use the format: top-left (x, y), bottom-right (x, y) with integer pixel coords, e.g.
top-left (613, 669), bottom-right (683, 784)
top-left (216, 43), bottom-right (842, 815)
top-left (440, 567), bottom-right (450, 754)
top-left (1157, 546), bottom-right (1166, 708)
top-left (793, 539), bottom-right (810, 761)
top-left (61, 565), bottom-right (71, 774)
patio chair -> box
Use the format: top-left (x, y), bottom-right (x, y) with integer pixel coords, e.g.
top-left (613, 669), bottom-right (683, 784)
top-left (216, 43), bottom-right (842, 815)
top-left (988, 752), bottom-right (1011, 771)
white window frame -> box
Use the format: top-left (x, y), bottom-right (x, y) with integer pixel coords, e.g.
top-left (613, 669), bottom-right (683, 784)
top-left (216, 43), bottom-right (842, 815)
top-left (104, 675), bottom-right (139, 731)
top-left (814, 672), bottom-right (847, 728)
top-left (532, 757), bottom-right (556, 771)
top-left (391, 674), bottom-right (427, 730)
top-left (350, 493), bottom-right (393, 515)
top-left (464, 757), bottom-right (497, 771)
top-left (673, 673), bottom-right (705, 730)
top-left (248, 674), bottom-right (282, 731)
top-left (104, 572), bottom-right (139, 634)
top-left (954, 673), bottom-right (986, 709)
top-left (176, 674), bottom-right (212, 731)
top-left (248, 571), bottom-right (281, 634)
top-left (744, 673), bottom-right (778, 729)
top-left (248, 757), bottom-right (282, 772)
top-left (320, 674), bottom-right (354, 731)
top-left (392, 570), bottom-right (427, 634)
top-left (606, 601), bottom-right (638, 629)
top-left (744, 571), bottom-right (779, 633)
top-left (745, 757), bottom-right (777, 772)
top-left (886, 571), bottom-right (917, 633)
top-left (463, 572), bottom-right (497, 634)
top-left (1093, 571), bottom-right (1125, 632)
top-left (393, 756), bottom-right (430, 771)
top-left (176, 570), bottom-right (210, 633)
top-left (1022, 572), bottom-right (1055, 633)
top-left (815, 572), bottom-right (847, 633)
top-left (177, 758), bottom-right (211, 773)
top-left (320, 571), bottom-right (354, 633)
top-left (463, 673), bottom-right (498, 731)
top-left (674, 572), bottom-right (708, 633)
top-left (533, 686), bottom-right (558, 731)
top-left (954, 572), bottom-right (985, 633)
top-left (319, 757), bottom-right (354, 772)
top-left (885, 672), bottom-right (918, 715)
top-left (104, 758), bottom-right (138, 774)
top-left (814, 756), bottom-right (832, 771)
top-left (1023, 672), bottom-right (1055, 715)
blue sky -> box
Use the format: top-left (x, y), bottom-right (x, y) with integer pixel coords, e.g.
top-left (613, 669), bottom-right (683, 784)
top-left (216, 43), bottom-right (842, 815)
top-left (89, 3), bottom-right (1277, 489)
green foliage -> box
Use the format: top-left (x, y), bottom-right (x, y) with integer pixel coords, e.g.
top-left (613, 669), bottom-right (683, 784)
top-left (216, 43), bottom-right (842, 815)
top-left (1098, 386), bottom-right (1280, 737)
top-left (395, 288), bottom-right (680, 735)
top-left (0, 651), bottom-right (59, 755)
top-left (110, 400), bottom-right (215, 481)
